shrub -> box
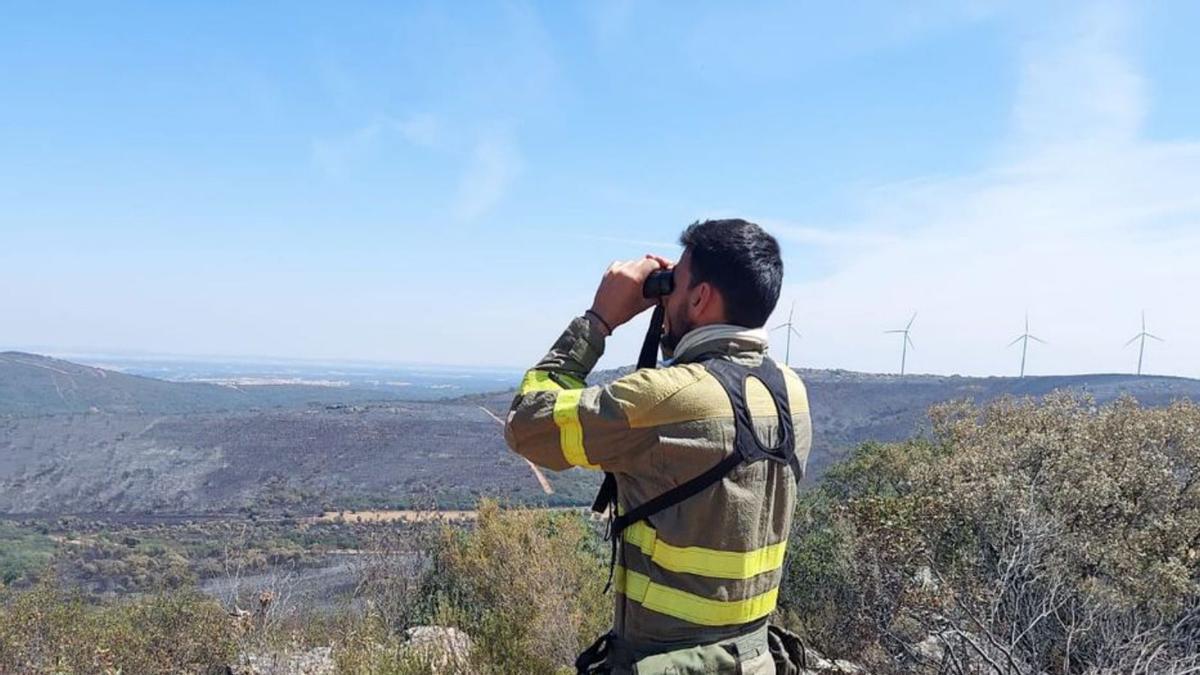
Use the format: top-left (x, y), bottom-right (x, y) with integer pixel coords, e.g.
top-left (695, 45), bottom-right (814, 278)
top-left (0, 582), bottom-right (237, 673)
top-left (0, 523), bottom-right (55, 587)
top-left (418, 500), bottom-right (609, 674)
top-left (780, 394), bottom-right (1200, 674)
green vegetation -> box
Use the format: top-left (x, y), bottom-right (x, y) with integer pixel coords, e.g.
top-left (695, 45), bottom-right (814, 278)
top-left (347, 500), bottom-right (609, 673)
top-left (779, 393), bottom-right (1200, 673)
top-left (4, 394), bottom-right (1199, 672)
top-left (0, 584), bottom-right (236, 673)
top-left (46, 519), bottom-right (368, 597)
top-left (1, 504), bottom-right (609, 673)
top-left (423, 501), bottom-right (609, 671)
top-left (0, 522), bottom-right (55, 586)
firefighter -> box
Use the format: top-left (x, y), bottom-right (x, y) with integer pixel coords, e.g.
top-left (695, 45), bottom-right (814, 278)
top-left (505, 219), bottom-right (812, 674)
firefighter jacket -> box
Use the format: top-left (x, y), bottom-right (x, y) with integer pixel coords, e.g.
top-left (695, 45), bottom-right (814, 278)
top-left (504, 314), bottom-right (812, 648)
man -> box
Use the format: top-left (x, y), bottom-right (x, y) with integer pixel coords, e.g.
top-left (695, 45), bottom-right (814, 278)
top-left (505, 219), bottom-right (812, 674)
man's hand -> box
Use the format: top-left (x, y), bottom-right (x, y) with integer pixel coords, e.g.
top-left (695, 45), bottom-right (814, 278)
top-left (589, 255), bottom-right (672, 334)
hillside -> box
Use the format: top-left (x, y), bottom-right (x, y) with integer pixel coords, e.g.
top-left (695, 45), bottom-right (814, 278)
top-left (2, 353), bottom-right (1199, 514)
top-left (473, 366), bottom-right (1200, 481)
top-left (796, 368), bottom-right (1200, 476)
top-left (0, 352), bottom-right (414, 415)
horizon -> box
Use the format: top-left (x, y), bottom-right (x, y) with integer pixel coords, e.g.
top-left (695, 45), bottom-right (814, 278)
top-left (5, 344), bottom-right (1196, 383)
top-left (4, 2), bottom-right (1200, 378)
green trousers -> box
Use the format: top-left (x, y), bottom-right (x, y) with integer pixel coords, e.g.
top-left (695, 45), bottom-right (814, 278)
top-left (576, 623), bottom-right (807, 674)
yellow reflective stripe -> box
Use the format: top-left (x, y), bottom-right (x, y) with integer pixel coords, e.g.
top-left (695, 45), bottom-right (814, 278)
top-left (517, 370), bottom-right (584, 395)
top-left (616, 566), bottom-right (778, 627)
top-left (559, 373), bottom-right (585, 389)
top-left (552, 388), bottom-right (598, 469)
top-left (519, 370), bottom-right (560, 394)
top-left (624, 521), bottom-right (787, 580)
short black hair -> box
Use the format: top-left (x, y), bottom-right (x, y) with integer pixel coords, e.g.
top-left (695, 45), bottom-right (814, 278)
top-left (679, 219), bottom-right (783, 328)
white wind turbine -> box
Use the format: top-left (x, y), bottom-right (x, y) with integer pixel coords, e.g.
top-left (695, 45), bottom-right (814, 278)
top-left (1008, 313), bottom-right (1046, 378)
top-left (885, 312), bottom-right (917, 376)
top-left (1125, 311), bottom-right (1163, 376)
top-left (771, 301), bottom-right (802, 367)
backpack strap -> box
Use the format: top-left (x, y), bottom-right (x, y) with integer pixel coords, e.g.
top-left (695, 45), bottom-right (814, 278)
top-left (592, 305), bottom-right (668, 517)
top-left (609, 357), bottom-right (800, 542)
top-left (705, 358), bottom-right (803, 481)
top-left (591, 306), bottom-right (666, 590)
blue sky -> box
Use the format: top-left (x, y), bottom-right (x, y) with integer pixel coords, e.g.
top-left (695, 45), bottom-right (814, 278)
top-left (4, 2), bottom-right (1200, 376)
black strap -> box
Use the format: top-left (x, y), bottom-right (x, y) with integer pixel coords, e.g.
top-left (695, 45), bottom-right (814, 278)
top-left (611, 450), bottom-right (743, 538)
top-left (594, 305), bottom-right (666, 591)
top-left (609, 358), bottom-right (798, 541)
top-left (592, 305), bottom-right (664, 517)
top-left (706, 358), bottom-right (802, 480)
top-left (591, 308), bottom-right (801, 594)
top-left (637, 305), bottom-right (665, 371)
top-left (575, 631), bottom-right (613, 674)
top-left (592, 473), bottom-right (617, 514)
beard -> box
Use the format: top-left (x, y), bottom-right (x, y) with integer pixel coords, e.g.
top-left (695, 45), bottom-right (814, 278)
top-left (659, 305), bottom-right (694, 360)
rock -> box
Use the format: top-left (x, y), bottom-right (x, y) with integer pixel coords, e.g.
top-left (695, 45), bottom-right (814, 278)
top-left (913, 565), bottom-right (938, 591)
top-left (913, 634), bottom-right (944, 663)
top-left (401, 626), bottom-right (474, 670)
top-left (228, 646), bottom-right (335, 675)
top-left (801, 645), bottom-right (866, 674)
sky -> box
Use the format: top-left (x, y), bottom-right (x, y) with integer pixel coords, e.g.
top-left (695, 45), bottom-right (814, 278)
top-left (3, 1), bottom-right (1199, 377)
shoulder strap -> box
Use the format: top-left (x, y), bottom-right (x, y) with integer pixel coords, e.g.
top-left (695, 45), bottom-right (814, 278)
top-left (610, 357), bottom-right (800, 540)
top-left (706, 358), bottom-right (803, 481)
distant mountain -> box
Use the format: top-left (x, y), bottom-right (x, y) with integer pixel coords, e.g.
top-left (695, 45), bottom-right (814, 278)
top-left (795, 368), bottom-right (1200, 477)
top-left (471, 367), bottom-right (1200, 484)
top-left (2, 352), bottom-right (1199, 515)
top-left (0, 352), bottom-right (411, 416)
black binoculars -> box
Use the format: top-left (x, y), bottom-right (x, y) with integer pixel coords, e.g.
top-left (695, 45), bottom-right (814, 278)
top-left (643, 269), bottom-right (675, 298)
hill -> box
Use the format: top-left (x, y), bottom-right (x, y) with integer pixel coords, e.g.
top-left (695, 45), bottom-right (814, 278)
top-left (0, 352), bottom-right (413, 415)
top-left (472, 366), bottom-right (1200, 480)
top-left (795, 368), bottom-right (1200, 476)
top-left (2, 353), bottom-right (1199, 515)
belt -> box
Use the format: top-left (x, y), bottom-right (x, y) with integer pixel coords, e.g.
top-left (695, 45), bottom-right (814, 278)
top-left (598, 621), bottom-right (770, 671)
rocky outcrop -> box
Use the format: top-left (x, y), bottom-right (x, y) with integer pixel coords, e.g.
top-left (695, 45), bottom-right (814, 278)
top-left (227, 646), bottom-right (335, 675)
top-left (400, 625), bottom-right (474, 671)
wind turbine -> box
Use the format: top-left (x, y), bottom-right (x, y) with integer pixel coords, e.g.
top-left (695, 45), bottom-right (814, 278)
top-left (771, 301), bottom-right (802, 367)
top-left (1125, 311), bottom-right (1163, 376)
top-left (885, 312), bottom-right (917, 376)
top-left (1008, 313), bottom-right (1046, 378)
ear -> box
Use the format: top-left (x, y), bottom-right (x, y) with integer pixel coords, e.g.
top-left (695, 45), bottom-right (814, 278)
top-left (689, 281), bottom-right (713, 316)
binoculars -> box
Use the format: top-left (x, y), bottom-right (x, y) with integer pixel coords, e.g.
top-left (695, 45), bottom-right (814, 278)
top-left (643, 269), bottom-right (675, 298)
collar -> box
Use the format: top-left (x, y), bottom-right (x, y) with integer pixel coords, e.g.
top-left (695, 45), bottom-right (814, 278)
top-left (668, 323), bottom-right (769, 364)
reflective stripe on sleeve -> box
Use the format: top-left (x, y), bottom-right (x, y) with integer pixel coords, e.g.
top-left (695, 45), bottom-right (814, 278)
top-left (552, 388), bottom-right (598, 469)
top-left (518, 370), bottom-right (584, 395)
top-left (616, 566), bottom-right (779, 627)
top-left (623, 521), bottom-right (787, 580)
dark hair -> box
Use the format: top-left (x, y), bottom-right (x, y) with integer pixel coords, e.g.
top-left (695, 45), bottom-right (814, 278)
top-left (679, 219), bottom-right (783, 328)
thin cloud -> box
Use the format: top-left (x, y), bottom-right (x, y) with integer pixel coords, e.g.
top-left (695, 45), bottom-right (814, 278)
top-left (772, 3), bottom-right (1200, 378)
top-left (454, 131), bottom-right (522, 221)
top-left (762, 220), bottom-right (899, 248)
top-left (312, 114), bottom-right (519, 222)
top-left (310, 113), bottom-right (443, 177)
